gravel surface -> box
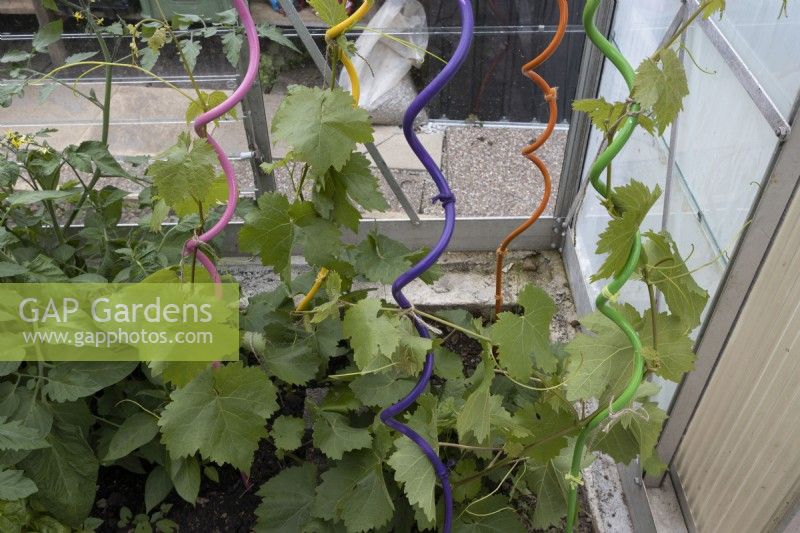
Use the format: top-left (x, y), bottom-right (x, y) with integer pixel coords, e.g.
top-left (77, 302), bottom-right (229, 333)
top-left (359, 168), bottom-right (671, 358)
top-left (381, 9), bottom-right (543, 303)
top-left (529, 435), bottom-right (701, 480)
top-left (442, 125), bottom-right (567, 217)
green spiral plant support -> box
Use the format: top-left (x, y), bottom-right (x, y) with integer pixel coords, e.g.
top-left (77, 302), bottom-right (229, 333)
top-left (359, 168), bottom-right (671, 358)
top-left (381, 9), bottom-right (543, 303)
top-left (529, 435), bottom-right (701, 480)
top-left (566, 1), bottom-right (646, 530)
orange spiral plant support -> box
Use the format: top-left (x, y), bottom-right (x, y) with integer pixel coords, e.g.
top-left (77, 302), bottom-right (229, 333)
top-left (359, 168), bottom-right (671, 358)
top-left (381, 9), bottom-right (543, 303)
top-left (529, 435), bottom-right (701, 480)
top-left (494, 0), bottom-right (568, 316)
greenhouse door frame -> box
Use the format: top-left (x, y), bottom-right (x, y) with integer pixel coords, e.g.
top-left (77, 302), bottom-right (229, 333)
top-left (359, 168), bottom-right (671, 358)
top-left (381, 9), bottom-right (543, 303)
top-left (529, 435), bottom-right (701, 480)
top-left (558, 1), bottom-right (800, 531)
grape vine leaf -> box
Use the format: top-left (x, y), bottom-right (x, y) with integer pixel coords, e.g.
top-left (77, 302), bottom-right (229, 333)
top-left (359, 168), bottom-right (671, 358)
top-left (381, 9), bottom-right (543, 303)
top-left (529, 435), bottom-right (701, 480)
top-left (272, 86), bottom-right (373, 174)
top-left (456, 374), bottom-right (511, 444)
top-left (314, 170), bottom-right (362, 232)
top-left (453, 494), bottom-right (525, 532)
top-left (312, 451), bottom-right (394, 532)
top-left (311, 408), bottom-right (372, 460)
top-left (254, 464), bottom-right (317, 533)
top-left (592, 180), bottom-right (661, 282)
top-left (158, 363), bottom-right (278, 471)
top-left (146, 133), bottom-right (219, 212)
top-left (63, 141), bottom-right (128, 177)
top-left (387, 395), bottom-right (438, 522)
top-left (353, 233), bottom-right (419, 285)
top-left (523, 444), bottom-right (582, 529)
top-left (43, 362), bottom-right (137, 403)
top-left (508, 401), bottom-right (577, 463)
top-left (632, 49), bottom-right (689, 135)
top-left (0, 417), bottom-right (50, 451)
top-left (0, 468), bottom-right (37, 500)
top-left (564, 304), bottom-right (643, 402)
top-left (349, 373), bottom-right (415, 408)
top-left (639, 310), bottom-right (696, 381)
top-left (572, 98), bottom-right (627, 133)
top-left (20, 424), bottom-right (98, 527)
top-left (308, 0), bottom-right (348, 26)
top-left (592, 386), bottom-right (668, 471)
top-left (573, 98), bottom-right (655, 136)
top-left (342, 298), bottom-right (400, 370)
top-left (642, 230), bottom-right (709, 329)
top-left (239, 193), bottom-right (294, 282)
top-left (491, 284), bottom-right (557, 378)
top-left (336, 152), bottom-right (390, 212)
top-left (270, 415), bottom-right (305, 452)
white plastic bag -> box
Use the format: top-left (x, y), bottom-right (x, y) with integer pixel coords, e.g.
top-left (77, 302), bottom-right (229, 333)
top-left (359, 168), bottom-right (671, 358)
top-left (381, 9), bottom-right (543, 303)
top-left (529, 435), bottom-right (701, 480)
top-left (338, 0), bottom-right (428, 111)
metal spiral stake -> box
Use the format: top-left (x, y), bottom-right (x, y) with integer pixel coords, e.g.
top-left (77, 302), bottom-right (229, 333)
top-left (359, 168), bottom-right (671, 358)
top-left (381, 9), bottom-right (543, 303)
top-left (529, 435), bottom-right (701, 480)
top-left (494, 0), bottom-right (568, 316)
top-left (566, 1), bottom-right (647, 530)
top-left (294, 0), bottom-right (373, 312)
top-left (379, 2), bottom-right (474, 531)
top-left (184, 0), bottom-right (260, 286)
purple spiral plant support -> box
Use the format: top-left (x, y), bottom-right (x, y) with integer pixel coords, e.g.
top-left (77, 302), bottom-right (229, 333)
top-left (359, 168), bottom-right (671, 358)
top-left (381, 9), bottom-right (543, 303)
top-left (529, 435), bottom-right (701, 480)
top-left (184, 0), bottom-right (259, 287)
top-left (379, 2), bottom-right (474, 531)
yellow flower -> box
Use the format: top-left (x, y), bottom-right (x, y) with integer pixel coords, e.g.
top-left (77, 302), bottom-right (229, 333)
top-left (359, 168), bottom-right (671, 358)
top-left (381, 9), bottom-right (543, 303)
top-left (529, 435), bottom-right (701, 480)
top-left (73, 11), bottom-right (84, 21)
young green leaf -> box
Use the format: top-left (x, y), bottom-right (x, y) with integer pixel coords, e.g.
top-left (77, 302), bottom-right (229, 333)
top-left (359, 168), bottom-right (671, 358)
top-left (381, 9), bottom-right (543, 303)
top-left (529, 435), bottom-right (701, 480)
top-left (254, 464), bottom-right (317, 532)
top-left (592, 396), bottom-right (667, 470)
top-left (639, 310), bottom-right (696, 381)
top-left (632, 49), bottom-right (689, 135)
top-left (146, 133), bottom-right (220, 213)
top-left (491, 284), bottom-right (558, 378)
top-left (272, 86), bottom-right (373, 174)
top-left (642, 230), bottom-right (709, 329)
top-left (456, 374), bottom-right (511, 444)
top-left (342, 298), bottom-right (401, 370)
top-left (508, 401), bottom-right (577, 462)
top-left (387, 395), bottom-right (438, 523)
top-left (239, 193), bottom-right (294, 282)
top-left (336, 152), bottom-right (390, 211)
top-left (308, 0), bottom-right (348, 26)
top-left (158, 363), bottom-right (278, 471)
top-left (350, 373), bottom-right (415, 408)
top-left (311, 409), bottom-right (372, 460)
top-left (702, 0), bottom-right (725, 18)
top-left (572, 98), bottom-right (627, 134)
top-left (564, 304), bottom-right (643, 402)
top-left (523, 445), bottom-right (579, 529)
top-left (270, 416), bottom-right (305, 452)
top-left (312, 451), bottom-right (394, 532)
top-left (592, 181), bottom-right (661, 282)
